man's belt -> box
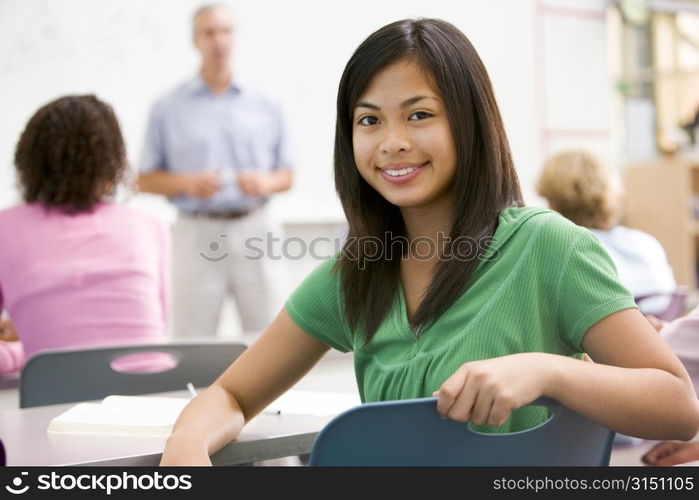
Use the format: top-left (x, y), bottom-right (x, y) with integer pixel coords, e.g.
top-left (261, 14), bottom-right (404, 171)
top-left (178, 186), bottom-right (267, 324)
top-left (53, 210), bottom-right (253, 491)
top-left (188, 209), bottom-right (252, 220)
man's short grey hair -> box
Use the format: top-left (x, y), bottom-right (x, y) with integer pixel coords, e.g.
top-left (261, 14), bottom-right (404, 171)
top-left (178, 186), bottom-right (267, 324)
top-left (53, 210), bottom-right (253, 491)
top-left (192, 3), bottom-right (232, 36)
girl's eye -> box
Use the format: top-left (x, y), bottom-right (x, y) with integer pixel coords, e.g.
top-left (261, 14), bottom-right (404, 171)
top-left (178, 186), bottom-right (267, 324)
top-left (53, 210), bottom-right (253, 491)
top-left (358, 115), bottom-right (379, 126)
top-left (409, 111), bottom-right (433, 121)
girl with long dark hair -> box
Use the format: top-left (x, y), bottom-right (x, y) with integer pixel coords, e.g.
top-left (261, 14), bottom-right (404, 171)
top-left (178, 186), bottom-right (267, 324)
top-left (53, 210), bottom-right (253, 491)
top-left (161, 19), bottom-right (698, 465)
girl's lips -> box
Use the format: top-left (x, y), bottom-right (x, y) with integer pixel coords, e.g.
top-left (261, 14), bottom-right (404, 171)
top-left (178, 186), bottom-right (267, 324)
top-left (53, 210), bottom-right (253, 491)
top-left (379, 162), bottom-right (429, 184)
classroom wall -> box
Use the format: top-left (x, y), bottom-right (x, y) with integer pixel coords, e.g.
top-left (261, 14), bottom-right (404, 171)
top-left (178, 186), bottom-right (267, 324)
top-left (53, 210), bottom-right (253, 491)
top-left (0, 0), bottom-right (615, 220)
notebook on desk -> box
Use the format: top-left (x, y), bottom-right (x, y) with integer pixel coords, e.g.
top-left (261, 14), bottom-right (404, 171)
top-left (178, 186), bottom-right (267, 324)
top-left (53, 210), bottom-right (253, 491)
top-left (46, 391), bottom-right (362, 437)
top-left (47, 396), bottom-right (190, 437)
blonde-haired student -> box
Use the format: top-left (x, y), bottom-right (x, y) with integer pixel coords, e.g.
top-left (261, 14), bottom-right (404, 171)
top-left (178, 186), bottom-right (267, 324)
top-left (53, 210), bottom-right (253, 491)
top-left (537, 150), bottom-right (676, 318)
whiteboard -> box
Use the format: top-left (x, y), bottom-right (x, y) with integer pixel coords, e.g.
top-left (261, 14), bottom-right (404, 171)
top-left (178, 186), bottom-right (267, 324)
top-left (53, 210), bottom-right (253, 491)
top-left (0, 0), bottom-right (613, 222)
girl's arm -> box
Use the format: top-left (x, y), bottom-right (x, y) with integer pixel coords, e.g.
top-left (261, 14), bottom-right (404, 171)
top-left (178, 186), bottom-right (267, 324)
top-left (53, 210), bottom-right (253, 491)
top-left (435, 308), bottom-right (699, 440)
top-left (160, 307), bottom-right (330, 465)
top-left (0, 340), bottom-right (25, 374)
top-left (551, 308), bottom-right (699, 440)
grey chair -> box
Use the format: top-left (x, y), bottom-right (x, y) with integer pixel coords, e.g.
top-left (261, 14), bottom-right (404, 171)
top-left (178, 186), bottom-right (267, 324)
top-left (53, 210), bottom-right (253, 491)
top-left (19, 341), bottom-right (246, 408)
top-left (309, 397), bottom-right (615, 466)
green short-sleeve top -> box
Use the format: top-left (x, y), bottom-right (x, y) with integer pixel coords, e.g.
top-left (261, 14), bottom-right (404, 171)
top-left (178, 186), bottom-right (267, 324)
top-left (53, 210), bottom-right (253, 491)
top-left (285, 207), bottom-right (637, 432)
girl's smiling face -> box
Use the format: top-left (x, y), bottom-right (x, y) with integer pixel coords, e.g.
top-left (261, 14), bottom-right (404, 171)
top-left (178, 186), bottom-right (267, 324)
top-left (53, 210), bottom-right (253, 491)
top-left (352, 58), bottom-right (457, 210)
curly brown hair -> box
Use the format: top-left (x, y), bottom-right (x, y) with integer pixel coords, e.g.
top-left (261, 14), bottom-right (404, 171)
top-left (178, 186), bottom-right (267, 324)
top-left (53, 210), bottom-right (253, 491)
top-left (14, 95), bottom-right (127, 213)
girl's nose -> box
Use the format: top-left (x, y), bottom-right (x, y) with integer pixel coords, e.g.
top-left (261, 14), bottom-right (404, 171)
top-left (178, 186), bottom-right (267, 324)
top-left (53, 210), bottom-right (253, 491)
top-left (379, 127), bottom-right (411, 155)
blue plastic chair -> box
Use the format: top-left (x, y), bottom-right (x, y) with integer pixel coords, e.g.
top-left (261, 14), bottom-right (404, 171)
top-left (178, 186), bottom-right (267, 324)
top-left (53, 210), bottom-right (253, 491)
top-left (309, 397), bottom-right (614, 466)
top-left (20, 341), bottom-right (246, 408)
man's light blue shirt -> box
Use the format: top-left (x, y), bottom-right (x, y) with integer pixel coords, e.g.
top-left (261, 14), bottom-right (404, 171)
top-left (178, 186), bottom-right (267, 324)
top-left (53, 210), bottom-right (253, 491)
top-left (140, 75), bottom-right (293, 213)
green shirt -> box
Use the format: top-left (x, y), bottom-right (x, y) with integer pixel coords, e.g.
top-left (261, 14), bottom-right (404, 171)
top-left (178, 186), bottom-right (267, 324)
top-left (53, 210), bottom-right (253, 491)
top-left (285, 207), bottom-right (637, 432)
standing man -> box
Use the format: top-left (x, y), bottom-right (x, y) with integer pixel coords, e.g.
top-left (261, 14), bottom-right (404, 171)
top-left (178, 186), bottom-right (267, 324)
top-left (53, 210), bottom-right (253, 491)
top-left (138, 4), bottom-right (293, 339)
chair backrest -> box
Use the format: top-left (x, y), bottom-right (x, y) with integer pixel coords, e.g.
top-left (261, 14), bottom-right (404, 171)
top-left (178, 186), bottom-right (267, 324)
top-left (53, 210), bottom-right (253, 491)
top-left (309, 397), bottom-right (615, 466)
top-left (635, 287), bottom-right (687, 322)
top-left (19, 341), bottom-right (246, 408)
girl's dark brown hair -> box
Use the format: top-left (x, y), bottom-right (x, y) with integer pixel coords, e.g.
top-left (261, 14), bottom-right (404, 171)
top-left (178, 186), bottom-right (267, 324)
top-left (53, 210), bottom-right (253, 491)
top-left (14, 94), bottom-right (127, 213)
top-left (334, 18), bottom-right (523, 343)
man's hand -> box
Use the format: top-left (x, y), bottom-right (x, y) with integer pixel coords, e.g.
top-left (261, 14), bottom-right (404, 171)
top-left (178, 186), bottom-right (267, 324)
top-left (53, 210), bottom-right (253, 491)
top-left (236, 171), bottom-right (274, 197)
top-left (182, 171), bottom-right (221, 199)
top-left (0, 318), bottom-right (18, 342)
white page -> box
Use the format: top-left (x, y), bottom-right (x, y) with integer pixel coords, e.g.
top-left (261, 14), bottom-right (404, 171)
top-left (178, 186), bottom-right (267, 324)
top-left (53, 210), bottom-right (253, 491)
top-left (262, 390), bottom-right (361, 417)
top-left (47, 396), bottom-right (190, 436)
top-left (101, 395), bottom-right (190, 411)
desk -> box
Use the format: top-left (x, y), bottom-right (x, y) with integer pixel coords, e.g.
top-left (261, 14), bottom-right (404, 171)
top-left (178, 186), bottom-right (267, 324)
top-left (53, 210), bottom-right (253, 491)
top-left (0, 354), bottom-right (357, 466)
top-left (0, 392), bottom-right (332, 466)
top-left (1, 352), bottom-right (696, 467)
top-left (4, 398), bottom-right (694, 466)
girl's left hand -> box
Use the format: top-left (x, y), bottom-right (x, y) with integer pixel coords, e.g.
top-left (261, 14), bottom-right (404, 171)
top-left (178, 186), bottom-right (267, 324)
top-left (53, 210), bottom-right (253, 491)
top-left (433, 353), bottom-right (555, 427)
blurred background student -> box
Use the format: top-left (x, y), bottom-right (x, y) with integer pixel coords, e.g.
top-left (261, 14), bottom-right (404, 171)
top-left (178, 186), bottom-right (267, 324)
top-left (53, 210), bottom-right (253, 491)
top-left (137, 4), bottom-right (293, 340)
top-left (537, 150), bottom-right (676, 321)
top-left (0, 95), bottom-right (170, 375)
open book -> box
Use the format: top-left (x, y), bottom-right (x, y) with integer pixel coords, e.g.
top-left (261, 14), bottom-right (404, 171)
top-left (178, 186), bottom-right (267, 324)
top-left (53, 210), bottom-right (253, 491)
top-left (47, 396), bottom-right (190, 437)
top-left (47, 390), bottom-right (362, 437)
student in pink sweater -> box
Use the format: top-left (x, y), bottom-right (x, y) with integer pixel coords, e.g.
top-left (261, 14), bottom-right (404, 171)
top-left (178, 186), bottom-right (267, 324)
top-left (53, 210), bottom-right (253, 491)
top-left (0, 95), bottom-right (170, 375)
